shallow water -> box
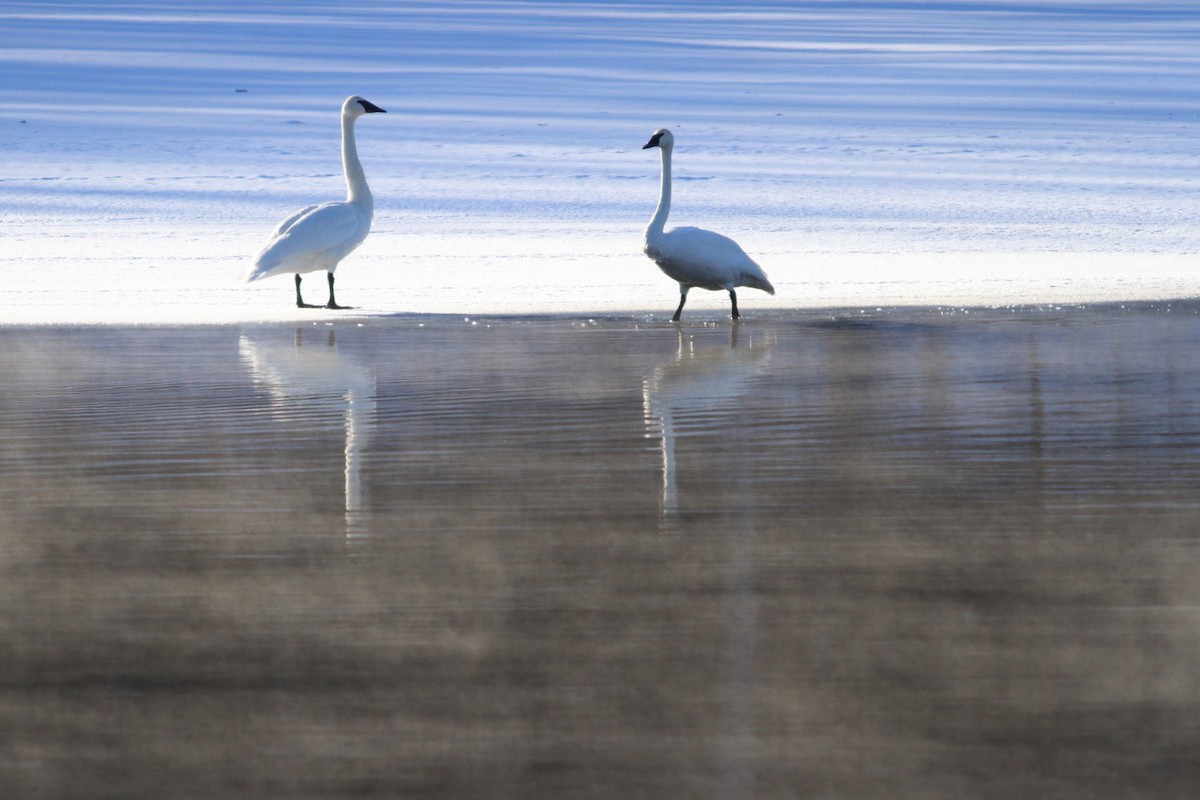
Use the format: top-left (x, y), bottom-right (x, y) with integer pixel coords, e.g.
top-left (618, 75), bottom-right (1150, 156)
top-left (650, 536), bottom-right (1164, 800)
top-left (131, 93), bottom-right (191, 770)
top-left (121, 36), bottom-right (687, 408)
top-left (4, 307), bottom-right (1200, 798)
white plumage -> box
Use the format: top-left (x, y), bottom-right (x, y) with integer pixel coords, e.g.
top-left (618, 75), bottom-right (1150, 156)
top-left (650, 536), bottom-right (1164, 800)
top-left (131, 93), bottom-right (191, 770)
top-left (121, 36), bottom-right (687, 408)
top-left (246, 95), bottom-right (386, 308)
top-left (642, 128), bottom-right (775, 321)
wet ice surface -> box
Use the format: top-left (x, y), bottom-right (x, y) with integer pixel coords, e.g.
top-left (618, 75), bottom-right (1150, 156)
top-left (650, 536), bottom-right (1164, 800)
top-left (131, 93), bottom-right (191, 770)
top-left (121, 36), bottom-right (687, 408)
top-left (4, 308), bottom-right (1200, 797)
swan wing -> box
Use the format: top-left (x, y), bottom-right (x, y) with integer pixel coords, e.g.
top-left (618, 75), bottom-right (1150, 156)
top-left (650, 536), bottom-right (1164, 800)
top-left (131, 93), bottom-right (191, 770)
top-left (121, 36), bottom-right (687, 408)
top-left (268, 203), bottom-right (321, 240)
top-left (247, 202), bottom-right (372, 281)
top-left (649, 226), bottom-right (774, 294)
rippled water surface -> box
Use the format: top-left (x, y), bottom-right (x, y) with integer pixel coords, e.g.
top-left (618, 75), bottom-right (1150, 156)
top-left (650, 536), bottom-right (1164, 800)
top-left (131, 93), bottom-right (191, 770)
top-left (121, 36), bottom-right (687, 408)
top-left (4, 307), bottom-right (1200, 798)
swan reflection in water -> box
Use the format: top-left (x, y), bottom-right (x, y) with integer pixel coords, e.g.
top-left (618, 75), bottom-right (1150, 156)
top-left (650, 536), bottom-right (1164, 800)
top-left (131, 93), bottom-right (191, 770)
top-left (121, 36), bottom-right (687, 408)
top-left (642, 324), bottom-right (773, 795)
top-left (642, 325), bottom-right (774, 526)
top-left (238, 328), bottom-right (376, 541)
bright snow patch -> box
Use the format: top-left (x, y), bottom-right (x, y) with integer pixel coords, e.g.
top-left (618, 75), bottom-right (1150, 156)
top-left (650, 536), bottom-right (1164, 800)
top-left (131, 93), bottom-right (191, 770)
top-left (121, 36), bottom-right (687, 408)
top-left (1, 1), bottom-right (1198, 324)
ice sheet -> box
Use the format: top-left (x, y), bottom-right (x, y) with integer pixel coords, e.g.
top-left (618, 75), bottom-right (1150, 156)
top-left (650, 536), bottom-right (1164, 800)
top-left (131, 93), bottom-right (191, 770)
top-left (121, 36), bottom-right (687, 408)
top-left (2, 1), bottom-right (1198, 324)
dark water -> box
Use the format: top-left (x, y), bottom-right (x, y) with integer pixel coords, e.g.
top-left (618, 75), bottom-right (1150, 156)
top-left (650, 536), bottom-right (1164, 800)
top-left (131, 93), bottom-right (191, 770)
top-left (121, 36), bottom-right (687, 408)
top-left (4, 306), bottom-right (1200, 798)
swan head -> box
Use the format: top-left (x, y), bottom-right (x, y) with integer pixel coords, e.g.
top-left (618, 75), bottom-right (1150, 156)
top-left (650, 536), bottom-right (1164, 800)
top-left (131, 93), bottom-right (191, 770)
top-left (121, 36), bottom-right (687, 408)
top-left (343, 96), bottom-right (387, 118)
top-left (642, 128), bottom-right (674, 151)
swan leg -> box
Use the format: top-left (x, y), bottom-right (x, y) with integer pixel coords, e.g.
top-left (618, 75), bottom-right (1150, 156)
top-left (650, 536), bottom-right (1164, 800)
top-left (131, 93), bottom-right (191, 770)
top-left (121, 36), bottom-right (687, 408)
top-left (295, 274), bottom-right (319, 308)
top-left (671, 286), bottom-right (689, 322)
top-left (729, 289), bottom-right (741, 320)
top-left (325, 272), bottom-right (348, 310)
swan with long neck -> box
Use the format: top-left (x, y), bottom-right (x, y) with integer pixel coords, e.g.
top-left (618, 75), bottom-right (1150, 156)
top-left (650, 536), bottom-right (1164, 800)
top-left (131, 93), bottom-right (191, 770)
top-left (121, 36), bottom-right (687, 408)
top-left (642, 128), bottom-right (774, 321)
top-left (246, 96), bottom-right (386, 309)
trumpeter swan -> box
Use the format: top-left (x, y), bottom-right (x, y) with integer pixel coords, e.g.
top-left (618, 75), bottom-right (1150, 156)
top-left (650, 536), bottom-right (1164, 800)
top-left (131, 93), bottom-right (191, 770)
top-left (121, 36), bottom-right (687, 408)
top-left (642, 128), bottom-right (774, 321)
top-left (246, 96), bottom-right (386, 308)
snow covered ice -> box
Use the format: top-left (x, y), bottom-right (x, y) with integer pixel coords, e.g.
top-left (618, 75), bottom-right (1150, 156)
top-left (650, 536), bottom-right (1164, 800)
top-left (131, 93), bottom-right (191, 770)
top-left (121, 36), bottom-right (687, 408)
top-left (1, 1), bottom-right (1198, 324)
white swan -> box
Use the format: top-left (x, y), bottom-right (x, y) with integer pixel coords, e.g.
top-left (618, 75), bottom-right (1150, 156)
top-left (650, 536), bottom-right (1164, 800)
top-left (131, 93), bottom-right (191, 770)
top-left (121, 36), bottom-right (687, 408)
top-left (642, 128), bottom-right (775, 321)
top-left (245, 96), bottom-right (386, 309)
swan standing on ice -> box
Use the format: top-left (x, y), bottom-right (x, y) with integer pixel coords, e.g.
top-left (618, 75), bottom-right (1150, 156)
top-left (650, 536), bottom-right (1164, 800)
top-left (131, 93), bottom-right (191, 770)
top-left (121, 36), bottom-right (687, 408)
top-left (246, 96), bottom-right (386, 308)
top-left (642, 128), bottom-right (775, 321)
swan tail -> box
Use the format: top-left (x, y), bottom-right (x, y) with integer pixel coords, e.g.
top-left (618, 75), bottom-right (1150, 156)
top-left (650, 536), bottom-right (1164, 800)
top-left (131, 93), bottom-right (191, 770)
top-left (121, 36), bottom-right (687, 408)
top-left (741, 272), bottom-right (775, 295)
top-left (243, 254), bottom-right (282, 283)
top-left (243, 262), bottom-right (268, 283)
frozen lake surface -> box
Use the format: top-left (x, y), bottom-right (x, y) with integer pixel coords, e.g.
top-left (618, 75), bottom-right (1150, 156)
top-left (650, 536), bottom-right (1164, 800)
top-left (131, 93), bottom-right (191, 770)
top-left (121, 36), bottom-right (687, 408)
top-left (4, 308), bottom-right (1200, 796)
top-left (2, 1), bottom-right (1199, 323)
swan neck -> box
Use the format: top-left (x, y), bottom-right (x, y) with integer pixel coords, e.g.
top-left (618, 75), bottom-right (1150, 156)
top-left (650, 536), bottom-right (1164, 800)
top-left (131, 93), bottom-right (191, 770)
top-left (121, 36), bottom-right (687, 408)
top-left (342, 114), bottom-right (373, 211)
top-left (648, 145), bottom-right (672, 235)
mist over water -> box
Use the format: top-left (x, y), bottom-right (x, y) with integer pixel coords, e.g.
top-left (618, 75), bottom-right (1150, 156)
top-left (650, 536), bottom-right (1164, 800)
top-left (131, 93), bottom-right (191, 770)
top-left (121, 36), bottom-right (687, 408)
top-left (3, 308), bottom-right (1200, 796)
